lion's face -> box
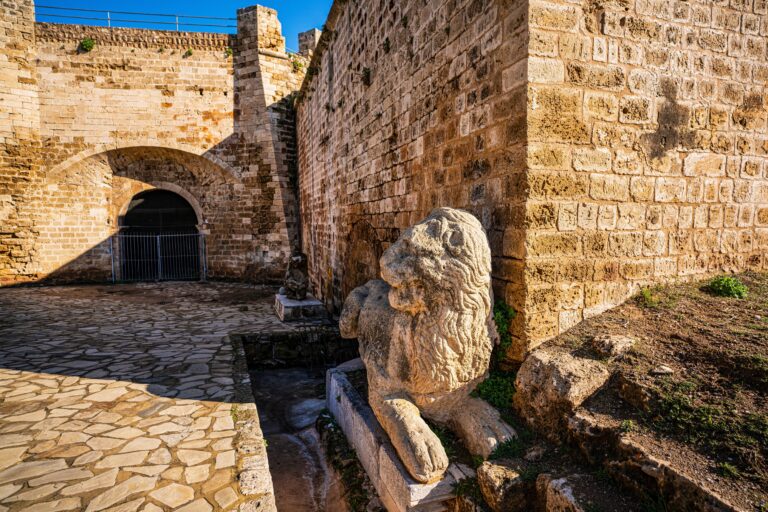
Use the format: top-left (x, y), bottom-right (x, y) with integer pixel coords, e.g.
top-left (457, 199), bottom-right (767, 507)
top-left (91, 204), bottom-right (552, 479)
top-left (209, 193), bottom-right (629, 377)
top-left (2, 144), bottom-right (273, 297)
top-left (380, 208), bottom-right (491, 314)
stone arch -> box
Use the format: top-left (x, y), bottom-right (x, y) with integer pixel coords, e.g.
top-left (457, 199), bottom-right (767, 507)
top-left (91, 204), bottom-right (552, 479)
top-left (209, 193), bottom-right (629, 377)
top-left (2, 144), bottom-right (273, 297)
top-left (342, 219), bottom-right (383, 298)
top-left (46, 143), bottom-right (242, 184)
top-left (31, 145), bottom-right (257, 281)
top-left (116, 181), bottom-right (205, 231)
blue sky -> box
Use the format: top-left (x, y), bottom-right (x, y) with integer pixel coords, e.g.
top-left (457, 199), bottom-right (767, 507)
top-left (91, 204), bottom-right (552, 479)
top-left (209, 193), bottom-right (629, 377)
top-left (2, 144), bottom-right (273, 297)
top-left (35, 1), bottom-right (332, 52)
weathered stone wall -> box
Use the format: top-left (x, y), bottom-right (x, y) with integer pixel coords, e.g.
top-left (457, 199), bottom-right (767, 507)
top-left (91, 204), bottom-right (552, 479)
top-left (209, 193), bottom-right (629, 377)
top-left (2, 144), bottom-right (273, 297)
top-left (0, 3), bottom-right (307, 284)
top-left (299, 0), bottom-right (768, 361)
top-left (0, 0), bottom-right (41, 282)
top-left (297, 0), bottom-right (530, 319)
top-left (522, 0), bottom-right (768, 354)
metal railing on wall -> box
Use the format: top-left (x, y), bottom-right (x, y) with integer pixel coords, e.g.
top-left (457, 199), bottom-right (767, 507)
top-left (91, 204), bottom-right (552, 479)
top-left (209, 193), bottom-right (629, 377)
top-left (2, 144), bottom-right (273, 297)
top-left (36, 5), bottom-right (236, 33)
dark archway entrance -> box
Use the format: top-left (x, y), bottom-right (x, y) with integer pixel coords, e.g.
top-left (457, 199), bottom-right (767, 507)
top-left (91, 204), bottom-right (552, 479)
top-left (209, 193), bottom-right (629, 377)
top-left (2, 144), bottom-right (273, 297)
top-left (117, 190), bottom-right (204, 281)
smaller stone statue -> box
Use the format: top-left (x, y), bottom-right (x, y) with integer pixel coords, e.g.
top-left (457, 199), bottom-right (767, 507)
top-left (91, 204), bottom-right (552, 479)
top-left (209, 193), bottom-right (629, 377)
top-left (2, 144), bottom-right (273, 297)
top-left (279, 250), bottom-right (309, 301)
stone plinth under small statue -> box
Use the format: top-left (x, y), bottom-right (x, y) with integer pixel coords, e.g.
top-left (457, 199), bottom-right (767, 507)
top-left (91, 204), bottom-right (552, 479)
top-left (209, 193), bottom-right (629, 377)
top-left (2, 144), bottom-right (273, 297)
top-left (338, 207), bottom-right (516, 485)
top-left (274, 293), bottom-right (325, 321)
top-left (274, 250), bottom-right (325, 321)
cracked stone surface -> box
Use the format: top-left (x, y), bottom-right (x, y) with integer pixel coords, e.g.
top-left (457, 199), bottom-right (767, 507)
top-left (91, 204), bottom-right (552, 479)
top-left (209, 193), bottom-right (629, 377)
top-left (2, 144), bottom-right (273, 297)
top-left (0, 283), bottom-right (289, 512)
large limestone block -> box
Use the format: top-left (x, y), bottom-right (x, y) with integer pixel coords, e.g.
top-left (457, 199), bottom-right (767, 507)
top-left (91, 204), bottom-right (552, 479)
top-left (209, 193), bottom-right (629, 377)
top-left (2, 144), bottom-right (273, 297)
top-left (340, 208), bottom-right (515, 484)
top-left (514, 350), bottom-right (610, 436)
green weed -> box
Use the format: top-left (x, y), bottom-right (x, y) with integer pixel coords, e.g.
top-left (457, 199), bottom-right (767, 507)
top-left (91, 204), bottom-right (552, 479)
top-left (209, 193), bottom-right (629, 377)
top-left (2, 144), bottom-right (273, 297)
top-left (649, 381), bottom-right (766, 481)
top-left (636, 286), bottom-right (679, 309)
top-left (704, 276), bottom-right (748, 298)
top-left (79, 37), bottom-right (95, 52)
top-left (718, 462), bottom-right (740, 478)
top-left (620, 419), bottom-right (637, 433)
top-left (473, 372), bottom-right (515, 410)
top-left (493, 300), bottom-right (517, 364)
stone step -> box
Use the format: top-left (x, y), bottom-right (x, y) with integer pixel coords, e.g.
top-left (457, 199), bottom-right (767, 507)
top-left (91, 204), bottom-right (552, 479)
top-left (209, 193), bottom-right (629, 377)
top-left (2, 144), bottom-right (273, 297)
top-left (476, 459), bottom-right (643, 512)
top-left (568, 409), bottom-right (739, 512)
top-left (512, 344), bottom-right (747, 511)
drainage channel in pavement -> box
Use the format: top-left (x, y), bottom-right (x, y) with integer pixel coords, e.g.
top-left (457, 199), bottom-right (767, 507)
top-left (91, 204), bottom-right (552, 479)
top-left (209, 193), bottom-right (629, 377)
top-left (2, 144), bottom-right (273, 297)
top-left (241, 329), bottom-right (358, 512)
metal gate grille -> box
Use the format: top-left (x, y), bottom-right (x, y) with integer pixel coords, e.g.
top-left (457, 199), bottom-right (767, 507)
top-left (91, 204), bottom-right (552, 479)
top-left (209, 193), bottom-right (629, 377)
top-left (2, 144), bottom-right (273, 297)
top-left (111, 233), bottom-right (207, 282)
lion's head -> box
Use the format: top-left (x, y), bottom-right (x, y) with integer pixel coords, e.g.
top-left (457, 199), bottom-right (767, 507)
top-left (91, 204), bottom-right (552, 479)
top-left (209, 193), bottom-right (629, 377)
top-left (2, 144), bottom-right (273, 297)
top-left (380, 207), bottom-right (492, 314)
top-left (379, 208), bottom-right (495, 391)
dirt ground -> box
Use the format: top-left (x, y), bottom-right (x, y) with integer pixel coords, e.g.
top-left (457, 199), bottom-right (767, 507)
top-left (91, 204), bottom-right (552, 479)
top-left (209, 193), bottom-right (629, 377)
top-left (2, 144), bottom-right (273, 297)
top-left (552, 272), bottom-right (768, 510)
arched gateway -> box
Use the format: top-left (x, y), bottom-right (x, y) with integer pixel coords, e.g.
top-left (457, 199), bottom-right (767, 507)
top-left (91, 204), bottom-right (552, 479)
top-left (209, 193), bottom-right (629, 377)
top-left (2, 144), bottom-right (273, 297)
top-left (116, 190), bottom-right (205, 282)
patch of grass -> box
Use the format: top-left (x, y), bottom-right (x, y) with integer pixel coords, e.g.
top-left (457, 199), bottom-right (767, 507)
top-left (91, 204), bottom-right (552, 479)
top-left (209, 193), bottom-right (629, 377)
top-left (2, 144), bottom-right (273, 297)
top-left (648, 380), bottom-right (766, 480)
top-left (473, 371), bottom-right (516, 410)
top-left (78, 37), bottom-right (95, 52)
top-left (635, 286), bottom-right (677, 309)
top-left (736, 355), bottom-right (768, 391)
top-left (744, 413), bottom-right (768, 441)
top-left (718, 462), bottom-right (740, 478)
top-left (637, 287), bottom-right (661, 308)
top-left (620, 419), bottom-right (637, 433)
top-left (489, 438), bottom-right (526, 459)
top-left (703, 275), bottom-right (748, 298)
top-left (290, 55), bottom-right (304, 73)
top-left (230, 404), bottom-right (239, 423)
top-left (183, 48), bottom-right (193, 58)
top-left (225, 46), bottom-right (233, 58)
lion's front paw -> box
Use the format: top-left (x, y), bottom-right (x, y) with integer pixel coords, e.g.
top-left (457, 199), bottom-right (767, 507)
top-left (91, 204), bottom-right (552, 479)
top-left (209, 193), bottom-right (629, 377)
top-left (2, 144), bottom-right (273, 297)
top-left (397, 418), bottom-right (450, 483)
top-left (451, 397), bottom-right (517, 459)
top-left (374, 397), bottom-right (449, 483)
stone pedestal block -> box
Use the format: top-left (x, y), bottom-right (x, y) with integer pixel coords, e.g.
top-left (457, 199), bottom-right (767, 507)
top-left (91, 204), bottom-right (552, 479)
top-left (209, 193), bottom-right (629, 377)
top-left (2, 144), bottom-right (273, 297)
top-left (326, 359), bottom-right (475, 512)
top-left (274, 293), bottom-right (325, 321)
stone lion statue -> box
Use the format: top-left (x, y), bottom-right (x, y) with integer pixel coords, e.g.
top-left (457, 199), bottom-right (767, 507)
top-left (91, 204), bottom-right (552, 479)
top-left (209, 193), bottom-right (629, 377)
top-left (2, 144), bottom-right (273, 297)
top-left (339, 207), bottom-right (516, 483)
top-left (279, 249), bottom-right (309, 300)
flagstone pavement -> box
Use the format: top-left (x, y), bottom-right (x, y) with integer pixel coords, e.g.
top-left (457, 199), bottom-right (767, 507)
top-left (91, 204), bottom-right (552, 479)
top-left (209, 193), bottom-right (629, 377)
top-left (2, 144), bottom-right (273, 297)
top-left (0, 282), bottom-right (297, 512)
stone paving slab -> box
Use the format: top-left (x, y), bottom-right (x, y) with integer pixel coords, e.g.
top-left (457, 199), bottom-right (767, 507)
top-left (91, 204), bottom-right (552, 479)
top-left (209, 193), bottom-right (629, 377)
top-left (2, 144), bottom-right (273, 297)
top-left (0, 283), bottom-right (294, 512)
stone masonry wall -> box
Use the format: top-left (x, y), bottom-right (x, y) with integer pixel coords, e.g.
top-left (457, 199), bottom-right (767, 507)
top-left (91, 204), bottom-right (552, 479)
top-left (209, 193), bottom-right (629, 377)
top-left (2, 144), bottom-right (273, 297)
top-left (522, 0), bottom-right (768, 354)
top-left (0, 3), bottom-right (306, 284)
top-left (299, 0), bottom-right (768, 362)
top-left (0, 0), bottom-right (41, 282)
top-left (297, 0), bottom-right (530, 322)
